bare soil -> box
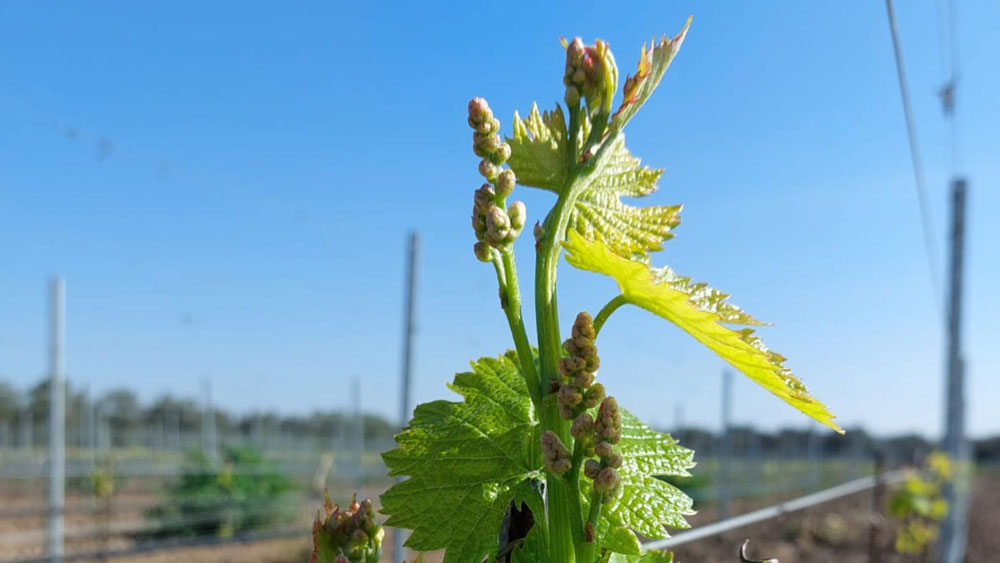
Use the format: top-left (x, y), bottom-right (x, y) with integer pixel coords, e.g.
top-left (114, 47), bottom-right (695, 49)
top-left (671, 468), bottom-right (1000, 563)
top-left (0, 471), bottom-right (995, 562)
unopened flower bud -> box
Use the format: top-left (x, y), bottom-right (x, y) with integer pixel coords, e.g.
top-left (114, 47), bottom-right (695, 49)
top-left (572, 312), bottom-right (596, 340)
top-left (541, 431), bottom-right (572, 475)
top-left (493, 142), bottom-right (511, 164)
top-left (562, 37), bottom-right (618, 117)
top-left (311, 491), bottom-right (383, 563)
top-left (595, 396), bottom-right (622, 444)
top-left (570, 412), bottom-right (594, 438)
top-left (567, 37), bottom-right (585, 62)
top-left (594, 441), bottom-right (614, 459)
top-left (486, 206), bottom-right (511, 246)
top-left (597, 395), bottom-right (619, 420)
top-left (559, 356), bottom-right (585, 377)
top-left (563, 338), bottom-right (582, 360)
top-left (473, 213), bottom-right (487, 240)
top-left (475, 132), bottom-right (502, 155)
top-left (468, 97), bottom-right (493, 126)
top-left (508, 201), bottom-right (526, 232)
top-left (564, 86), bottom-right (580, 107)
top-left (476, 117), bottom-right (500, 135)
top-left (584, 459), bottom-right (601, 479)
top-left (574, 371), bottom-right (595, 388)
top-left (479, 158), bottom-right (499, 181)
top-left (558, 384), bottom-right (582, 408)
top-left (574, 339), bottom-right (597, 361)
top-left (474, 184), bottom-right (496, 208)
top-left (496, 169), bottom-right (516, 198)
top-left (583, 383), bottom-right (605, 408)
top-left (584, 355), bottom-right (600, 372)
top-left (558, 402), bottom-right (575, 421)
top-left (593, 467), bottom-right (619, 493)
top-left (474, 242), bottom-right (491, 262)
top-left (607, 452), bottom-right (623, 469)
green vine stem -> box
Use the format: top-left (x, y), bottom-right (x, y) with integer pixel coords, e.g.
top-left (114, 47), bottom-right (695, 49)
top-left (535, 187), bottom-right (576, 562)
top-left (499, 248), bottom-right (542, 412)
top-left (566, 440), bottom-right (588, 561)
top-left (581, 489), bottom-right (603, 563)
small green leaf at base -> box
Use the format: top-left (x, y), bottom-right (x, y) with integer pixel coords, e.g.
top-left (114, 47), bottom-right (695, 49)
top-left (381, 352), bottom-right (542, 563)
top-left (507, 103), bottom-right (570, 192)
top-left (587, 410), bottom-right (695, 556)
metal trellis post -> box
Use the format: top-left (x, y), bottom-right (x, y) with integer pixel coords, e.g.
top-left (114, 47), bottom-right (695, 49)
top-left (47, 277), bottom-right (65, 563)
top-left (393, 233), bottom-right (419, 563)
top-left (938, 178), bottom-right (968, 563)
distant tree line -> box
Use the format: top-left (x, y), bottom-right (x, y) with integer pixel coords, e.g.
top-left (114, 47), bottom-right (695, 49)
top-left (673, 424), bottom-right (1000, 465)
top-left (0, 377), bottom-right (997, 464)
top-left (0, 377), bottom-right (398, 449)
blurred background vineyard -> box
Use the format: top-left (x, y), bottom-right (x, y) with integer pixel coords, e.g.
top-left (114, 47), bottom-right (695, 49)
top-left (0, 373), bottom-right (998, 560)
top-left (3, 0), bottom-right (998, 561)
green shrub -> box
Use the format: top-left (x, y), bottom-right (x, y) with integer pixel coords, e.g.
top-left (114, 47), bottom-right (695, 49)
top-left (142, 446), bottom-right (297, 540)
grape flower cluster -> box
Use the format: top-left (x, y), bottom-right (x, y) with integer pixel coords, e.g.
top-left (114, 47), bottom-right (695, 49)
top-left (310, 492), bottom-right (383, 563)
top-left (541, 312), bottom-right (622, 503)
top-left (467, 98), bottom-right (526, 261)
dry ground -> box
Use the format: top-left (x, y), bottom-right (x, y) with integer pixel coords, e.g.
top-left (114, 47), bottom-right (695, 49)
top-left (1, 471), bottom-right (996, 562)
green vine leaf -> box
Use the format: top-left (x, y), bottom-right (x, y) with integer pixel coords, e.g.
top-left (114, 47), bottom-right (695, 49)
top-left (507, 103), bottom-right (570, 192)
top-left (610, 18), bottom-right (690, 133)
top-left (509, 478), bottom-right (548, 563)
top-left (510, 523), bottom-right (548, 563)
top-left (562, 230), bottom-right (842, 433)
top-left (571, 135), bottom-right (681, 258)
top-left (381, 351), bottom-right (542, 563)
top-left (652, 264), bottom-right (765, 326)
top-left (601, 526), bottom-right (643, 556)
top-left (589, 410), bottom-right (695, 554)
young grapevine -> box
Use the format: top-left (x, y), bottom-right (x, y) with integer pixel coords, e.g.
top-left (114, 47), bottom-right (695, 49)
top-left (312, 18), bottom-right (841, 563)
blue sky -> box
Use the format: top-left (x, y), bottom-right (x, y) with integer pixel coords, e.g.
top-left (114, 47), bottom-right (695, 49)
top-left (1, 2), bottom-right (997, 437)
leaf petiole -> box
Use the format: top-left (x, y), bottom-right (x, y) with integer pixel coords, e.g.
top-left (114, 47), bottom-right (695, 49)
top-left (593, 295), bottom-right (627, 340)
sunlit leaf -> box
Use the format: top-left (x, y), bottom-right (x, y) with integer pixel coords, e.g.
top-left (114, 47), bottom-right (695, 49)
top-left (571, 135), bottom-right (681, 257)
top-left (611, 18), bottom-right (691, 132)
top-left (562, 231), bottom-right (842, 432)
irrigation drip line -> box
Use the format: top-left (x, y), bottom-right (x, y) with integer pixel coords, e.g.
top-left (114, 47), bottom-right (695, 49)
top-left (641, 470), bottom-right (906, 552)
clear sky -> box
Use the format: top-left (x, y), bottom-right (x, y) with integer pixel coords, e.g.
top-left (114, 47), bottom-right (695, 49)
top-left (1, 1), bottom-right (997, 437)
